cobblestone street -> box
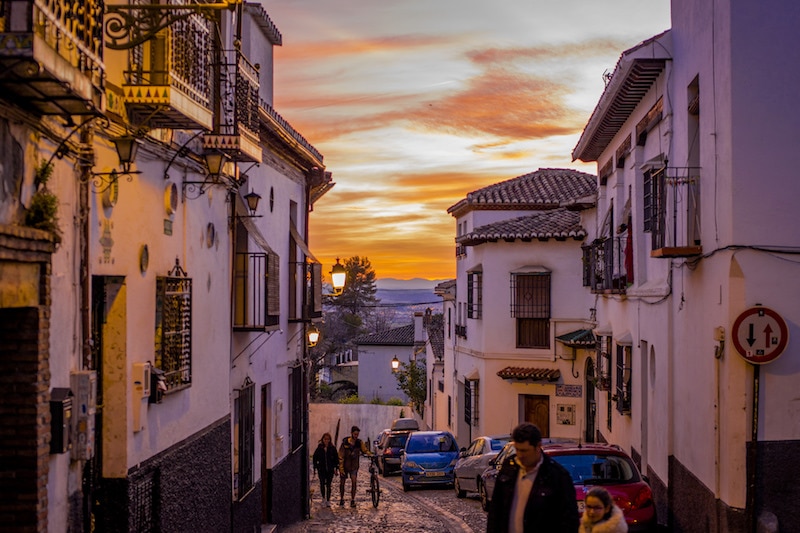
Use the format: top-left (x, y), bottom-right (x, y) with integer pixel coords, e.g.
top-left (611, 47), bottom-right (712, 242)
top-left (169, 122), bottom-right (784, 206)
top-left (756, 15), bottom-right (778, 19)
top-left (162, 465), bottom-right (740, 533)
top-left (275, 460), bottom-right (486, 533)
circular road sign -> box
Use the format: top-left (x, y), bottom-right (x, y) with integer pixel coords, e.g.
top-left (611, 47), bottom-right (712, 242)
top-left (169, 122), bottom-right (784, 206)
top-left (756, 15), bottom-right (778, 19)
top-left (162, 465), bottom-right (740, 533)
top-left (731, 306), bottom-right (789, 365)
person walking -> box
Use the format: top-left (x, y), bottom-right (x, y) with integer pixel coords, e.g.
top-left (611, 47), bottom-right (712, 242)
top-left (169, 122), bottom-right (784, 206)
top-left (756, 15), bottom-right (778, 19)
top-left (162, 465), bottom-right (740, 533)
top-left (312, 432), bottom-right (339, 507)
top-left (579, 486), bottom-right (628, 533)
top-left (338, 425), bottom-right (370, 508)
top-left (486, 422), bottom-right (579, 533)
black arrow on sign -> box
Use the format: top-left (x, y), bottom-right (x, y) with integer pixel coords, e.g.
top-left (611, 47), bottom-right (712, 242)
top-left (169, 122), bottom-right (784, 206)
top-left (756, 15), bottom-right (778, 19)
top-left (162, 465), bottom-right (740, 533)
top-left (747, 323), bottom-right (756, 347)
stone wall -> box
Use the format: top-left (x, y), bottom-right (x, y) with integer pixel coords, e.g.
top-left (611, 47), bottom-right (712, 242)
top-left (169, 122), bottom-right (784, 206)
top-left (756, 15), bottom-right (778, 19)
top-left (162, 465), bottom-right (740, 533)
top-left (309, 403), bottom-right (414, 449)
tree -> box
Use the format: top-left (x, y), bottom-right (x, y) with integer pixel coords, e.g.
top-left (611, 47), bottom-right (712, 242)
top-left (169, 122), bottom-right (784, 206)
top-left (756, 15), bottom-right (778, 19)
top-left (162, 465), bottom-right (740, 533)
top-left (330, 256), bottom-right (379, 315)
top-left (394, 358), bottom-right (427, 416)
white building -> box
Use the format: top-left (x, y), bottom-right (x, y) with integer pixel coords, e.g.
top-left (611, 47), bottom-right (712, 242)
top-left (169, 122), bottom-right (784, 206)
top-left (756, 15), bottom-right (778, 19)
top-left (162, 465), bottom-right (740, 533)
top-left (0, 1), bottom-right (331, 531)
top-left (436, 169), bottom-right (597, 447)
top-left (572, 1), bottom-right (800, 530)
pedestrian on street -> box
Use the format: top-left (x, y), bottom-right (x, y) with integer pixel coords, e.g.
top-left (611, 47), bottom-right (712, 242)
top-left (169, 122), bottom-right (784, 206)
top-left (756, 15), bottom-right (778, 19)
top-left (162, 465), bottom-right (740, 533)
top-left (579, 486), bottom-right (627, 533)
top-left (486, 422), bottom-right (579, 533)
top-left (338, 425), bottom-right (370, 508)
top-left (313, 432), bottom-right (339, 507)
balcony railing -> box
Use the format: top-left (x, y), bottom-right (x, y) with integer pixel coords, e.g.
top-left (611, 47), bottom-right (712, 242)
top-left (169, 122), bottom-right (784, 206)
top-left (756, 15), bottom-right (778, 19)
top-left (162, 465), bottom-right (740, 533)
top-left (0, 0), bottom-right (105, 116)
top-left (203, 49), bottom-right (261, 162)
top-left (455, 324), bottom-right (467, 338)
top-left (649, 166), bottom-right (702, 257)
top-left (123, 9), bottom-right (212, 130)
top-left (583, 235), bottom-right (629, 294)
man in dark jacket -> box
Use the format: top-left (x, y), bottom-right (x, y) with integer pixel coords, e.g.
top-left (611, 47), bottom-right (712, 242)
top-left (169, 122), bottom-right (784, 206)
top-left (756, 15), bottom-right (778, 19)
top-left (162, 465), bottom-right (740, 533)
top-left (486, 423), bottom-right (578, 533)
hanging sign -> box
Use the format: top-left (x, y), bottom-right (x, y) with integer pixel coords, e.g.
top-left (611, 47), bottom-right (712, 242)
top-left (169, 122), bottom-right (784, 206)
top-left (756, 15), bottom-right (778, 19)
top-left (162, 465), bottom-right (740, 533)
top-left (731, 306), bottom-right (789, 364)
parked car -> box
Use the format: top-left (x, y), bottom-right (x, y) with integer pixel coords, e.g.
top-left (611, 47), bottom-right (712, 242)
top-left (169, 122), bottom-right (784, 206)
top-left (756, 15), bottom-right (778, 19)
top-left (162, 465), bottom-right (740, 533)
top-left (479, 441), bottom-right (656, 532)
top-left (453, 434), bottom-right (510, 498)
top-left (376, 430), bottom-right (411, 476)
top-left (401, 430), bottom-right (459, 491)
top-left (373, 428), bottom-right (391, 451)
top-left (478, 440), bottom-right (515, 510)
top-left (391, 417), bottom-right (420, 431)
top-left (544, 442), bottom-right (657, 532)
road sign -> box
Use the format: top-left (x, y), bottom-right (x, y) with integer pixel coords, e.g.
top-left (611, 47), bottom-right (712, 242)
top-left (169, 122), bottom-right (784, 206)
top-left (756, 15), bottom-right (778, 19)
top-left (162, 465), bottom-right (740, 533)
top-left (731, 306), bottom-right (789, 364)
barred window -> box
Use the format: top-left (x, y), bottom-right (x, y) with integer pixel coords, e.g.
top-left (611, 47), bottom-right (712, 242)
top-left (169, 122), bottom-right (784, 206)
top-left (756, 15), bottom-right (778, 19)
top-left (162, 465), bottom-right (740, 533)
top-left (234, 378), bottom-right (255, 500)
top-left (467, 271), bottom-right (482, 319)
top-left (511, 272), bottom-right (550, 348)
top-left (615, 344), bottom-right (632, 415)
top-left (464, 380), bottom-right (472, 426)
top-left (155, 261), bottom-right (192, 391)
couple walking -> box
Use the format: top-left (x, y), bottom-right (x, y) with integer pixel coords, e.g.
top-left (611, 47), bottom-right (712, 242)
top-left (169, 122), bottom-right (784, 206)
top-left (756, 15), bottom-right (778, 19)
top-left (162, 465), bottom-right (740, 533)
top-left (312, 425), bottom-right (370, 508)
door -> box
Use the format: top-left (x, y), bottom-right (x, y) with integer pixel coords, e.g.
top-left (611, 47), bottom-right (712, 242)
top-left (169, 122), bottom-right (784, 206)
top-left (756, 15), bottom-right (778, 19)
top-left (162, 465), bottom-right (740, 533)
top-left (523, 395), bottom-right (550, 437)
top-left (585, 358), bottom-right (596, 443)
top-left (261, 383), bottom-right (272, 524)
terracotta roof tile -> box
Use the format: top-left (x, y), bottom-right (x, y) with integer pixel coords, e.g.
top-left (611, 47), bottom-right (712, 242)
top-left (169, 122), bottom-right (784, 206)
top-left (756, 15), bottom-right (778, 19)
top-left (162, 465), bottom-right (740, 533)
top-left (448, 168), bottom-right (597, 216)
top-left (457, 208), bottom-right (586, 246)
top-left (354, 324), bottom-right (414, 346)
top-left (496, 367), bottom-right (561, 382)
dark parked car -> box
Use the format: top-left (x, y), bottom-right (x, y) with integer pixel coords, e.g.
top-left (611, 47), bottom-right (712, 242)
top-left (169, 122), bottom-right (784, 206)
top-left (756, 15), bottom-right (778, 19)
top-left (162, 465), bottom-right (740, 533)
top-left (376, 430), bottom-right (410, 476)
top-left (480, 441), bottom-right (656, 532)
top-left (453, 434), bottom-right (510, 498)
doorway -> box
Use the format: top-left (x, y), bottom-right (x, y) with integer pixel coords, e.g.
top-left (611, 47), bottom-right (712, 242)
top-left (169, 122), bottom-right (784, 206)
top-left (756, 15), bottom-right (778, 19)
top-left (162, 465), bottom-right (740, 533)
top-left (584, 358), bottom-right (596, 443)
top-left (522, 395), bottom-right (550, 437)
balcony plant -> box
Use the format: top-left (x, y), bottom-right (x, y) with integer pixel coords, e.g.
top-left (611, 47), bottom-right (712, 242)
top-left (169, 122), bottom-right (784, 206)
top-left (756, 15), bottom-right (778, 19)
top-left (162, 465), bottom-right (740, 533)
top-left (25, 159), bottom-right (62, 243)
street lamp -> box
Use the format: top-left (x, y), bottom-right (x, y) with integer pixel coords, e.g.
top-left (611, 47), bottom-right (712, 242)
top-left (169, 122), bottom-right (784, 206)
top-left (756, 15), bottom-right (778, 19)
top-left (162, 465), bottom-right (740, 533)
top-left (307, 325), bottom-right (320, 347)
top-left (391, 356), bottom-right (400, 371)
top-left (330, 258), bottom-right (346, 295)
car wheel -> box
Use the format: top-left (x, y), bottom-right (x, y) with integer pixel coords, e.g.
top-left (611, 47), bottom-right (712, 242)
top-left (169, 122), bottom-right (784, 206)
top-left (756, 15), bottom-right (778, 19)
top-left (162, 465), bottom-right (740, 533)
top-left (454, 477), bottom-right (466, 498)
top-left (402, 482), bottom-right (410, 492)
top-left (479, 480), bottom-right (489, 511)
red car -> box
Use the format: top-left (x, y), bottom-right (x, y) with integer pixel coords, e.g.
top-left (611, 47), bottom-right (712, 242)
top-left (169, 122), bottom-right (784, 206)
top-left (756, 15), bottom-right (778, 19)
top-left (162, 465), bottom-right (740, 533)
top-left (543, 442), bottom-right (657, 532)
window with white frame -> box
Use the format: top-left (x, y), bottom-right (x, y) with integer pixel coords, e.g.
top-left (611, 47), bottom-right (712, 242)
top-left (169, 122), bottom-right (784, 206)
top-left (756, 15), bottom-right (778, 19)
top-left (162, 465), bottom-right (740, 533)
top-left (467, 269), bottom-right (482, 319)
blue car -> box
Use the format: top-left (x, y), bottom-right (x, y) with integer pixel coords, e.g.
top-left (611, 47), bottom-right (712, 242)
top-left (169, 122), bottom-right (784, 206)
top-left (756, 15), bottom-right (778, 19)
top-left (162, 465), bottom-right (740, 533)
top-left (401, 430), bottom-right (459, 491)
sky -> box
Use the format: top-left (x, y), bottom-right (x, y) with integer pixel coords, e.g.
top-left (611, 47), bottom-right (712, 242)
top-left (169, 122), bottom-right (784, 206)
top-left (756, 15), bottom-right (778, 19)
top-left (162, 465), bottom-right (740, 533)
top-left (263, 0), bottom-right (672, 281)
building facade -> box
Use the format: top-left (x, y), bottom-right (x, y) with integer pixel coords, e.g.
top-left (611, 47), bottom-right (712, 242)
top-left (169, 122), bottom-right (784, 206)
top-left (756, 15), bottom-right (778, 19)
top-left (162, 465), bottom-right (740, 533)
top-left (0, 1), bottom-right (330, 531)
top-left (572, 1), bottom-right (800, 530)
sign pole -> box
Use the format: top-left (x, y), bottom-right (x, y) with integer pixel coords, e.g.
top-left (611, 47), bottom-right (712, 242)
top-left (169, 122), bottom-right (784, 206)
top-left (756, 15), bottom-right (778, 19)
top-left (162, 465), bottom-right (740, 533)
top-left (746, 364), bottom-right (760, 533)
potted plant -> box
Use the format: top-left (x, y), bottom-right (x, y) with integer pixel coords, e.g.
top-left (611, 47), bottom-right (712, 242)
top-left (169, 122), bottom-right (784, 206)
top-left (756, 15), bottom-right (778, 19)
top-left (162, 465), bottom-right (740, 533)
top-left (25, 159), bottom-right (62, 243)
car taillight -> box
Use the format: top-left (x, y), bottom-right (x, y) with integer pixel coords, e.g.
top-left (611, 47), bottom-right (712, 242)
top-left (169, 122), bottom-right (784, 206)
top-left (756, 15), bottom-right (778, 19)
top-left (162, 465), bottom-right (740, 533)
top-left (631, 485), bottom-right (653, 510)
top-left (384, 448), bottom-right (392, 455)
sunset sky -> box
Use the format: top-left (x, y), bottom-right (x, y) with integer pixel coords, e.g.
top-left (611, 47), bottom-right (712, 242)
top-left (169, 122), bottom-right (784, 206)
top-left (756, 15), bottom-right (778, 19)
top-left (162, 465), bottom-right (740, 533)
top-left (264, 0), bottom-right (671, 281)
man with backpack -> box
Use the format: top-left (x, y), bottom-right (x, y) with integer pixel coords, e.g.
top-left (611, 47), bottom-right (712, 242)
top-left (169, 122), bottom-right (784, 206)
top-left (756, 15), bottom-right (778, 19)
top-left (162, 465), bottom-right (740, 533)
top-left (338, 426), bottom-right (371, 507)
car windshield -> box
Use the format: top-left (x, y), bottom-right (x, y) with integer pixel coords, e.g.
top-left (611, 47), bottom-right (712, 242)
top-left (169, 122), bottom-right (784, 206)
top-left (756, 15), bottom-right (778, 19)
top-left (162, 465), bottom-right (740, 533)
top-left (490, 438), bottom-right (510, 451)
top-left (550, 453), bottom-right (638, 484)
top-left (386, 435), bottom-right (408, 448)
top-left (406, 434), bottom-right (457, 453)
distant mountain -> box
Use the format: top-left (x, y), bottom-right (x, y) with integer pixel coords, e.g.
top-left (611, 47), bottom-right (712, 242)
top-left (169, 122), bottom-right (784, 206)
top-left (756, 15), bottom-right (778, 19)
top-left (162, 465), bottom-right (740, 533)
top-left (376, 277), bottom-right (450, 290)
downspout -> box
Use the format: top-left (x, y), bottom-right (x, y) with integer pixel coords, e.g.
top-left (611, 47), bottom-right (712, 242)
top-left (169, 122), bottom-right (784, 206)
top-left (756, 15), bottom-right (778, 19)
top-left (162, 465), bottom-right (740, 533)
top-left (80, 125), bottom-right (92, 370)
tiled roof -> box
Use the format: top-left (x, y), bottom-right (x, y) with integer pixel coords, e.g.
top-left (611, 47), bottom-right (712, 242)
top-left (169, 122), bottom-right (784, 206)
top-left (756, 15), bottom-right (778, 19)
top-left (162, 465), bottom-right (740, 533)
top-left (448, 168), bottom-right (597, 217)
top-left (456, 208), bottom-right (586, 246)
top-left (555, 329), bottom-right (597, 347)
top-left (426, 314), bottom-right (444, 361)
top-left (354, 324), bottom-right (414, 346)
top-left (497, 367), bottom-right (561, 382)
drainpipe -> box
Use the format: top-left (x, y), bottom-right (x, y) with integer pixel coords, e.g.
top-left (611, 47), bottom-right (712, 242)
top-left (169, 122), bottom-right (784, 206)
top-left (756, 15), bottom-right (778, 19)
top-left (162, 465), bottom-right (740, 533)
top-left (79, 125), bottom-right (92, 370)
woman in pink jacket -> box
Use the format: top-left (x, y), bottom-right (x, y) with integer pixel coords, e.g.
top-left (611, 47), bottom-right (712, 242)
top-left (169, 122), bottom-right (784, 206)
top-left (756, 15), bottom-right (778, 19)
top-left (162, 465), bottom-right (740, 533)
top-left (579, 486), bottom-right (628, 533)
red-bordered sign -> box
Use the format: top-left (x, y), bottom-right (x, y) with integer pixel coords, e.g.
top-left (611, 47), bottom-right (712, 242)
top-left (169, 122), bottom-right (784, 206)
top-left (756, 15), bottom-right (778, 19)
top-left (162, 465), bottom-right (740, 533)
top-left (732, 306), bottom-right (789, 365)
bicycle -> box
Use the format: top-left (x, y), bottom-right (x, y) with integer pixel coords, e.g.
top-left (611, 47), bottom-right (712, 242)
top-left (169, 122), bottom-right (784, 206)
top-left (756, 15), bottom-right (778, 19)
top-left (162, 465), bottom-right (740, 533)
top-left (365, 454), bottom-right (381, 507)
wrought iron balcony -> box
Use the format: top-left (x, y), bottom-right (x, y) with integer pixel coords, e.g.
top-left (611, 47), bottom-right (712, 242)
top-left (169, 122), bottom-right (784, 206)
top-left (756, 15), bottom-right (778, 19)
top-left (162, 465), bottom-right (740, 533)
top-left (647, 166), bottom-right (702, 258)
top-left (122, 8), bottom-right (213, 130)
top-left (583, 235), bottom-right (629, 294)
top-left (0, 0), bottom-right (105, 116)
top-left (203, 49), bottom-right (261, 162)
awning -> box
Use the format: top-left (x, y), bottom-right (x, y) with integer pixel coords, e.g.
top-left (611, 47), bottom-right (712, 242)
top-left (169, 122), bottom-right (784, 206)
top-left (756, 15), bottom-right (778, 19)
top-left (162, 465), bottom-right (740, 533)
top-left (511, 265), bottom-right (551, 274)
top-left (497, 367), bottom-right (561, 382)
top-left (556, 329), bottom-right (597, 348)
top-left (235, 191), bottom-right (274, 254)
top-left (288, 222), bottom-right (319, 263)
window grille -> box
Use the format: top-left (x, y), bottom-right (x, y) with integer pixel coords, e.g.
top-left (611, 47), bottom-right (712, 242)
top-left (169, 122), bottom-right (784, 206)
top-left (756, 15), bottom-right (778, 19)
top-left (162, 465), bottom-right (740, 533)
top-left (155, 260), bottom-right (192, 391)
top-left (234, 378), bottom-right (255, 500)
top-left (464, 380), bottom-right (472, 426)
top-left (511, 273), bottom-right (550, 348)
top-left (615, 345), bottom-right (632, 414)
top-left (233, 252), bottom-right (267, 330)
top-left (131, 469), bottom-right (158, 533)
top-left (467, 272), bottom-right (482, 319)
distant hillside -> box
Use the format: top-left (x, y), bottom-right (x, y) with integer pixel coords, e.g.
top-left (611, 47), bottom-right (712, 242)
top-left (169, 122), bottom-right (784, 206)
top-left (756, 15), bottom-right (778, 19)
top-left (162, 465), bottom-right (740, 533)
top-left (376, 277), bottom-right (450, 290)
top-left (374, 288), bottom-right (443, 322)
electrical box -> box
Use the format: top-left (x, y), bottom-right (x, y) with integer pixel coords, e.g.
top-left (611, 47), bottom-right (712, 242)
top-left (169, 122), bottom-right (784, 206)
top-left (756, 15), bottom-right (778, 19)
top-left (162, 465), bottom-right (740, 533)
top-left (133, 362), bottom-right (151, 399)
top-left (50, 388), bottom-right (73, 454)
top-left (70, 371), bottom-right (97, 461)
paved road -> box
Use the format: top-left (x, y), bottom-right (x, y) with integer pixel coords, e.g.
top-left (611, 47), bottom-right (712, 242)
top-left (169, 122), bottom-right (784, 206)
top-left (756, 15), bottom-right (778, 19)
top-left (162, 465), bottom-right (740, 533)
top-left (277, 459), bottom-right (487, 533)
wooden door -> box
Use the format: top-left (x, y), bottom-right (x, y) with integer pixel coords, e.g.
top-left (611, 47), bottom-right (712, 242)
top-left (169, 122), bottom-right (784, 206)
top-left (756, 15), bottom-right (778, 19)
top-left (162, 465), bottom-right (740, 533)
top-left (523, 395), bottom-right (550, 437)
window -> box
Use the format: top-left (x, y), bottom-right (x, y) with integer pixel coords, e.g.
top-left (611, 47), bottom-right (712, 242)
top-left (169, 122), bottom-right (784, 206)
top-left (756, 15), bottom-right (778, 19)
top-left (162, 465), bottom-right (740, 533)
top-left (464, 380), bottom-right (472, 426)
top-left (467, 271), bottom-right (482, 319)
top-left (615, 344), bottom-right (632, 414)
top-left (510, 272), bottom-right (551, 348)
top-left (154, 262), bottom-right (192, 391)
top-left (596, 336), bottom-right (611, 391)
top-left (234, 378), bottom-right (255, 500)
top-left (233, 220), bottom-right (280, 329)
